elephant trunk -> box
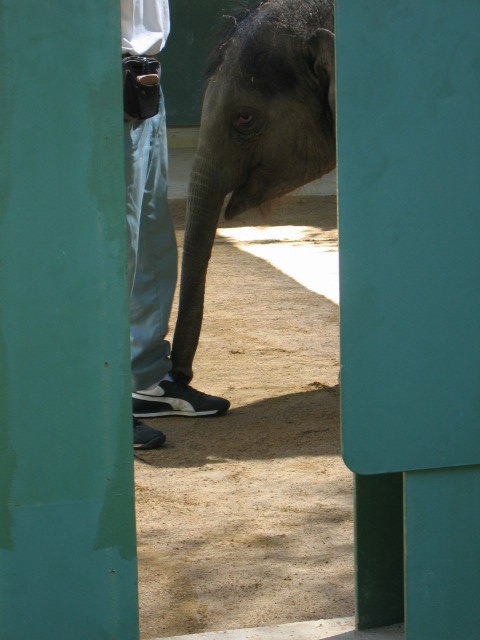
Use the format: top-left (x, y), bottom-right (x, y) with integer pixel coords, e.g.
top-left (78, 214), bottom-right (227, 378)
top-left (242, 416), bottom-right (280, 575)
top-left (171, 152), bottom-right (227, 382)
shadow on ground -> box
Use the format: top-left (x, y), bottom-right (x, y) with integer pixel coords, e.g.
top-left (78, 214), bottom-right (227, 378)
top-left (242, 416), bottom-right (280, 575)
top-left (135, 385), bottom-right (340, 468)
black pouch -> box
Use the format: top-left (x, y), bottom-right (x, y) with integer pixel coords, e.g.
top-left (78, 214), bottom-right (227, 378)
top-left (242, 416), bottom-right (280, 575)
top-left (122, 56), bottom-right (161, 120)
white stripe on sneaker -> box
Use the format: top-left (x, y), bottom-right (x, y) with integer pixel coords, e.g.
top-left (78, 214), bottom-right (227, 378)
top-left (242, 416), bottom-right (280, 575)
top-left (132, 392), bottom-right (195, 413)
top-left (132, 394), bottom-right (221, 416)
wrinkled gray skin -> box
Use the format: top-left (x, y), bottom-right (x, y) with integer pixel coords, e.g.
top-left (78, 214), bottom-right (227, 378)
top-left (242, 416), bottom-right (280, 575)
top-left (171, 0), bottom-right (336, 382)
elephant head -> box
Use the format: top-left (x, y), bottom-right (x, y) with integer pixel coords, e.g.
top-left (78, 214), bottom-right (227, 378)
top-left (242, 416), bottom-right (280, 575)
top-left (171, 0), bottom-right (336, 383)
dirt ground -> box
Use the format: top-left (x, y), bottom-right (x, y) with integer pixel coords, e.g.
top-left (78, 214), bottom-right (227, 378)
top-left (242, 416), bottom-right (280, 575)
top-left (133, 196), bottom-right (354, 639)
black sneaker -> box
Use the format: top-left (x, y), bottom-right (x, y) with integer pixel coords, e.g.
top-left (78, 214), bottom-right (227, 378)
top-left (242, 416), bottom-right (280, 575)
top-left (133, 417), bottom-right (166, 449)
top-left (132, 379), bottom-right (230, 418)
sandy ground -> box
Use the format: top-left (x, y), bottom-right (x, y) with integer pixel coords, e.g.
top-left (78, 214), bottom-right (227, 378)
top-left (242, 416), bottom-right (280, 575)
top-left (133, 196), bottom-right (354, 639)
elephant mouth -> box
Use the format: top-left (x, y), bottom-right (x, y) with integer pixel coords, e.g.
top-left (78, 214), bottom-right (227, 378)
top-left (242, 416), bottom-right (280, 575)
top-left (224, 186), bottom-right (268, 220)
top-left (224, 179), bottom-right (291, 221)
top-left (224, 171), bottom-right (272, 220)
top-left (224, 190), bottom-right (248, 220)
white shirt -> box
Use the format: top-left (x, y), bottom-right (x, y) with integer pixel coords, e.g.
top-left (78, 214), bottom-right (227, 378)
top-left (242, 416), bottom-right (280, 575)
top-left (121, 0), bottom-right (170, 56)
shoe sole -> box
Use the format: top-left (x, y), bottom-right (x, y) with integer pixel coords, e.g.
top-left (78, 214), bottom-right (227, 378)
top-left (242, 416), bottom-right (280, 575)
top-left (132, 407), bottom-right (229, 418)
top-left (134, 438), bottom-right (165, 450)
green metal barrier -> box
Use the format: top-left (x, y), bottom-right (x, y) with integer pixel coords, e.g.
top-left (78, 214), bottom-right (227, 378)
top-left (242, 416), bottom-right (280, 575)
top-left (0, 2), bottom-right (139, 638)
top-left (337, 0), bottom-right (480, 637)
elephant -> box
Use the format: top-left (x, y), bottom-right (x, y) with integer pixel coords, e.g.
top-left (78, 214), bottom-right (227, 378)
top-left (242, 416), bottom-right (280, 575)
top-left (171, 0), bottom-right (336, 383)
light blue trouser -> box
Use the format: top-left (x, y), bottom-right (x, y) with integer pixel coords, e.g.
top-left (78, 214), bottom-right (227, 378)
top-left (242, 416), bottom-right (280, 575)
top-left (124, 87), bottom-right (178, 392)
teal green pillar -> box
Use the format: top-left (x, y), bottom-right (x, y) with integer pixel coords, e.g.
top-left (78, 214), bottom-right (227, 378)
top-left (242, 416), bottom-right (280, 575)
top-left (404, 467), bottom-right (480, 640)
top-left (354, 474), bottom-right (404, 630)
top-left (0, 2), bottom-right (139, 639)
top-left (336, 0), bottom-right (480, 637)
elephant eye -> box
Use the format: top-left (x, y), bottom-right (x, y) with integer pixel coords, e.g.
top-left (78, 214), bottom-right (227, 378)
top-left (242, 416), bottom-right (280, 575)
top-left (233, 110), bottom-right (255, 130)
top-left (231, 107), bottom-right (264, 139)
top-left (236, 113), bottom-right (253, 126)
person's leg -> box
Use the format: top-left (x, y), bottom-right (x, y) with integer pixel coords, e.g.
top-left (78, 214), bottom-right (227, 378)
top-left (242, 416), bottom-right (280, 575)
top-left (125, 89), bottom-right (230, 422)
top-left (124, 88), bottom-right (177, 393)
top-left (125, 88), bottom-right (173, 448)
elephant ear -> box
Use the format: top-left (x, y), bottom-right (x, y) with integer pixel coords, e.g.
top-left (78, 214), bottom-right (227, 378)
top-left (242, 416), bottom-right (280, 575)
top-left (309, 28), bottom-right (336, 123)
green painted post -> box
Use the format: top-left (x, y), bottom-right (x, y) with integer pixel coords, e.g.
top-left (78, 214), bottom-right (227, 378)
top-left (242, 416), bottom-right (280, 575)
top-left (336, 0), bottom-right (480, 635)
top-left (337, 0), bottom-right (480, 475)
top-left (354, 474), bottom-right (404, 630)
top-left (0, 2), bottom-right (139, 639)
top-left (404, 466), bottom-right (480, 639)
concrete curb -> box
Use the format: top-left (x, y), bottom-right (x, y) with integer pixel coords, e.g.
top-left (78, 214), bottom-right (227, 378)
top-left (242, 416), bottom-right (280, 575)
top-left (152, 618), bottom-right (404, 640)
